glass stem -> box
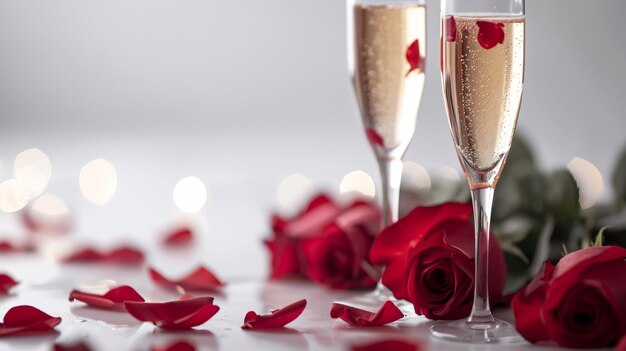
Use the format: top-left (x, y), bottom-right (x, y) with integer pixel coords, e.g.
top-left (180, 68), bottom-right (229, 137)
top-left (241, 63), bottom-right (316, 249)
top-left (378, 157), bottom-right (403, 228)
top-left (468, 186), bottom-right (495, 325)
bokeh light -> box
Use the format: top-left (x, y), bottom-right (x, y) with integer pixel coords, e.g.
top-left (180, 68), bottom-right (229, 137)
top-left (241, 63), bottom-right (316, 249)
top-left (340, 170), bottom-right (376, 198)
top-left (31, 193), bottom-right (70, 216)
top-left (276, 173), bottom-right (314, 213)
top-left (429, 164), bottom-right (461, 182)
top-left (567, 157), bottom-right (604, 209)
top-left (79, 159), bottom-right (118, 206)
top-left (402, 161), bottom-right (431, 190)
top-left (14, 148), bottom-right (52, 199)
top-left (0, 178), bottom-right (29, 213)
top-left (173, 176), bottom-right (208, 214)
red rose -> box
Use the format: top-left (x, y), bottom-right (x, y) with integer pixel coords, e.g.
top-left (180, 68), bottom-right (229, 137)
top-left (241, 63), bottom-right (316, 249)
top-left (513, 246), bottom-right (626, 348)
top-left (265, 194), bottom-right (381, 289)
top-left (371, 203), bottom-right (507, 320)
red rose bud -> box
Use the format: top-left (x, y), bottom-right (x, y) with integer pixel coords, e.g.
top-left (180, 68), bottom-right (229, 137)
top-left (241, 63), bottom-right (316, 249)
top-left (69, 285), bottom-right (145, 311)
top-left (163, 227), bottom-right (194, 246)
top-left (0, 305), bottom-right (61, 337)
top-left (149, 266), bottom-right (224, 292)
top-left (476, 21), bottom-right (505, 49)
top-left (446, 16), bottom-right (457, 42)
top-left (0, 273), bottom-right (18, 295)
top-left (150, 340), bottom-right (196, 351)
top-left (405, 39), bottom-right (422, 76)
top-left (513, 246), bottom-right (626, 348)
top-left (64, 246), bottom-right (144, 265)
top-left (331, 301), bottom-right (404, 327)
top-left (124, 296), bottom-right (219, 329)
top-left (352, 340), bottom-right (421, 351)
top-left (242, 299), bottom-right (307, 329)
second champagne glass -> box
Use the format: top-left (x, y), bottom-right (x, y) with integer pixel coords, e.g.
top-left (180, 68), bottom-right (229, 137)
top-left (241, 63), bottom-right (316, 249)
top-left (431, 0), bottom-right (525, 343)
top-left (347, 0), bottom-right (426, 305)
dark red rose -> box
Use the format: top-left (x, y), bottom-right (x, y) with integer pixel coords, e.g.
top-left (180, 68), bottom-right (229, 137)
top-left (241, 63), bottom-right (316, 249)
top-left (476, 21), bottom-right (505, 49)
top-left (446, 16), bottom-right (457, 42)
top-left (371, 203), bottom-right (507, 320)
top-left (514, 246), bottom-right (626, 348)
top-left (265, 194), bottom-right (381, 290)
top-left (405, 39), bottom-right (422, 76)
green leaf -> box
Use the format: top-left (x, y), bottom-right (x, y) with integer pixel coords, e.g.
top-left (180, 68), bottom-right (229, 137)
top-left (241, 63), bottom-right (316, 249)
top-left (612, 147), bottom-right (626, 205)
top-left (542, 170), bottom-right (581, 220)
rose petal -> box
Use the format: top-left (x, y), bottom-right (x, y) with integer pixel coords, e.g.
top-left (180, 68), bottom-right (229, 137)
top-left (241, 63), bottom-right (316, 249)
top-left (366, 128), bottom-right (385, 148)
top-left (0, 305), bottom-right (61, 337)
top-left (242, 299), bottom-right (307, 330)
top-left (405, 39), bottom-right (422, 76)
top-left (53, 341), bottom-right (93, 351)
top-left (0, 273), bottom-right (18, 295)
top-left (149, 266), bottom-right (224, 292)
top-left (370, 203), bottom-right (473, 265)
top-left (69, 285), bottom-right (145, 311)
top-left (352, 340), bottom-right (421, 351)
top-left (330, 301), bottom-right (403, 326)
top-left (553, 246), bottom-right (626, 280)
top-left (163, 227), bottom-right (193, 246)
top-left (151, 340), bottom-right (196, 351)
top-left (64, 246), bottom-right (144, 265)
top-left (124, 296), bottom-right (219, 329)
top-left (476, 21), bottom-right (505, 49)
top-left (0, 240), bottom-right (34, 253)
top-left (446, 16), bottom-right (456, 42)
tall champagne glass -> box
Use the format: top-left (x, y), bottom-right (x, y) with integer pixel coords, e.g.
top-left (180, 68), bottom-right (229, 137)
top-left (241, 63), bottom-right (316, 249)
top-left (347, 0), bottom-right (426, 304)
top-left (431, 0), bottom-right (524, 343)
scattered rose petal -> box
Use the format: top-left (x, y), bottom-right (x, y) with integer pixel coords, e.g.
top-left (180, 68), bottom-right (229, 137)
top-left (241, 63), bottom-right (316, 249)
top-left (149, 266), bottom-right (224, 292)
top-left (365, 128), bottom-right (385, 148)
top-left (476, 21), bottom-right (505, 49)
top-left (0, 274), bottom-right (18, 295)
top-left (352, 340), bottom-right (421, 351)
top-left (446, 16), bottom-right (456, 42)
top-left (69, 285), bottom-right (145, 311)
top-left (53, 341), bottom-right (93, 351)
top-left (242, 299), bottom-right (307, 329)
top-left (163, 227), bottom-right (193, 246)
top-left (330, 301), bottom-right (403, 326)
top-left (0, 240), bottom-right (34, 253)
top-left (64, 246), bottom-right (144, 265)
top-left (0, 305), bottom-right (61, 337)
top-left (405, 39), bottom-right (422, 76)
top-left (151, 340), bottom-right (196, 351)
top-left (124, 296), bottom-right (219, 329)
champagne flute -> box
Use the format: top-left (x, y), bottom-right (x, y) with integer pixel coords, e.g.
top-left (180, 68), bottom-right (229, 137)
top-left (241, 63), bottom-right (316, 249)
top-left (431, 0), bottom-right (525, 343)
top-left (346, 0), bottom-right (426, 305)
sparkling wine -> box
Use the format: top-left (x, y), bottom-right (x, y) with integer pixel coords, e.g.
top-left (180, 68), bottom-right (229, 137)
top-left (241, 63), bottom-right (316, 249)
top-left (351, 4), bottom-right (426, 154)
top-left (442, 15), bottom-right (524, 187)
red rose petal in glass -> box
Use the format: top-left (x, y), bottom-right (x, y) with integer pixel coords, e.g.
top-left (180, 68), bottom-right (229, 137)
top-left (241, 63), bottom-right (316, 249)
top-left (366, 128), bottom-right (385, 148)
top-left (163, 227), bottom-right (193, 246)
top-left (476, 21), bottom-right (505, 49)
top-left (151, 340), bottom-right (196, 351)
top-left (64, 246), bottom-right (144, 265)
top-left (149, 266), bottom-right (224, 292)
top-left (0, 305), bottom-right (61, 337)
top-left (330, 301), bottom-right (404, 326)
top-left (0, 273), bottom-right (18, 295)
top-left (69, 285), bottom-right (145, 311)
top-left (242, 299), bottom-right (307, 330)
top-left (446, 16), bottom-right (457, 42)
top-left (124, 296), bottom-right (219, 330)
top-left (53, 341), bottom-right (93, 351)
top-left (352, 340), bottom-right (421, 351)
top-left (405, 39), bottom-right (422, 76)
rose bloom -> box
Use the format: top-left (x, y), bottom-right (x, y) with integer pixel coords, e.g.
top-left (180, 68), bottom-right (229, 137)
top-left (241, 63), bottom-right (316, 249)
top-left (370, 202), bottom-right (507, 320)
top-left (265, 194), bottom-right (380, 289)
top-left (513, 246), bottom-right (626, 348)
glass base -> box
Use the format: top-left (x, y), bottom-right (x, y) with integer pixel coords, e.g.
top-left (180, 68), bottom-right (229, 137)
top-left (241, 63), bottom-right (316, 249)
top-left (335, 283), bottom-right (415, 316)
top-left (430, 318), bottom-right (524, 344)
